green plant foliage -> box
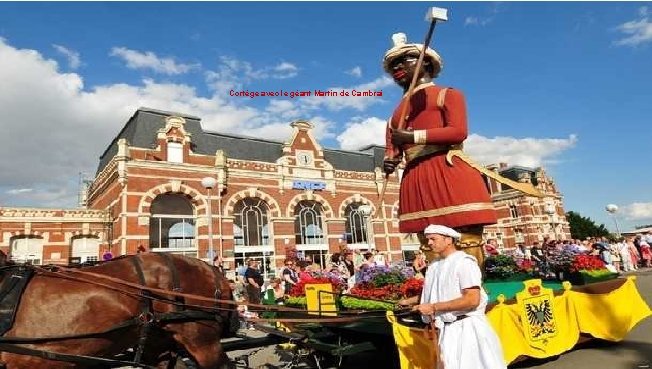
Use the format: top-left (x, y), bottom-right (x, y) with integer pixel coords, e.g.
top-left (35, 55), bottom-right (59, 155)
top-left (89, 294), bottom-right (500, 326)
top-left (484, 255), bottom-right (520, 280)
top-left (285, 296), bottom-right (307, 307)
top-left (566, 211), bottom-right (611, 240)
top-left (579, 269), bottom-right (617, 278)
top-left (340, 296), bottom-right (396, 311)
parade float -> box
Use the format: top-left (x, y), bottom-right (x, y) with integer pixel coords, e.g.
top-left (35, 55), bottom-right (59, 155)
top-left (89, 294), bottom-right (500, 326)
top-left (262, 253), bottom-right (650, 369)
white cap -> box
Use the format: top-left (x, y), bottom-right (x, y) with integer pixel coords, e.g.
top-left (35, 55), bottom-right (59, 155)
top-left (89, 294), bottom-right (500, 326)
top-left (383, 32), bottom-right (443, 77)
top-left (423, 224), bottom-right (461, 239)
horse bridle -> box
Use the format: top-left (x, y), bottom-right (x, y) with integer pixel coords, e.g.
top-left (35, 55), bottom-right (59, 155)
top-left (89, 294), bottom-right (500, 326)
top-left (0, 255), bottom-right (232, 368)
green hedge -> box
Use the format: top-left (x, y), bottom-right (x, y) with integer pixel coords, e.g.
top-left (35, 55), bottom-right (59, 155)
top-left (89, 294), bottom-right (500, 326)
top-left (284, 295), bottom-right (396, 311)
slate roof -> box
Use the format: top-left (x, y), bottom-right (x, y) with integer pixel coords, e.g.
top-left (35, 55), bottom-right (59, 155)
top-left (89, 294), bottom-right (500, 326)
top-left (96, 107), bottom-right (385, 175)
top-left (498, 165), bottom-right (540, 188)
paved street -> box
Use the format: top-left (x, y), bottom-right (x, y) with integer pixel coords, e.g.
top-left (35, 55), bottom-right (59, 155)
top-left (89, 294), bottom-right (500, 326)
top-left (225, 269), bottom-right (652, 369)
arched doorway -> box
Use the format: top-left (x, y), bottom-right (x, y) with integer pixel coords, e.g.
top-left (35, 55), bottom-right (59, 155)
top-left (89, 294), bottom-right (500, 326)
top-left (294, 200), bottom-right (328, 269)
top-left (233, 197), bottom-right (274, 279)
top-left (10, 236), bottom-right (43, 265)
top-left (71, 236), bottom-right (100, 264)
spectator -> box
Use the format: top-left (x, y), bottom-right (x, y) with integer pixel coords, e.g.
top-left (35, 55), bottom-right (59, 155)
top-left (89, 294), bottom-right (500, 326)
top-left (244, 259), bottom-right (264, 304)
top-left (296, 260), bottom-right (312, 281)
top-left (412, 250), bottom-right (428, 277)
top-left (372, 249), bottom-right (388, 267)
top-left (342, 252), bottom-right (355, 283)
top-left (620, 238), bottom-right (634, 272)
top-left (595, 239), bottom-right (612, 265)
top-left (522, 244), bottom-right (532, 261)
top-left (327, 253), bottom-right (342, 273)
top-left (634, 235), bottom-right (642, 264)
top-left (212, 255), bottom-right (224, 273)
top-left (281, 259), bottom-right (298, 295)
top-left (235, 258), bottom-right (251, 283)
top-left (483, 239), bottom-right (500, 257)
top-left (352, 248), bottom-right (365, 270)
top-left (263, 277), bottom-right (285, 305)
top-left (640, 241), bottom-right (652, 268)
top-left (610, 242), bottom-right (622, 272)
top-left (361, 252), bottom-right (375, 270)
top-left (628, 238), bottom-right (641, 270)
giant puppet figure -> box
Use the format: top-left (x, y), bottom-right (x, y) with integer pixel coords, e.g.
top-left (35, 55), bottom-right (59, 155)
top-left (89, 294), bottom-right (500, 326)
top-left (382, 33), bottom-right (541, 264)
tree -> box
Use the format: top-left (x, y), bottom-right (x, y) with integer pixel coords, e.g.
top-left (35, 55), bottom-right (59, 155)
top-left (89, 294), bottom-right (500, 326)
top-left (565, 211), bottom-right (611, 240)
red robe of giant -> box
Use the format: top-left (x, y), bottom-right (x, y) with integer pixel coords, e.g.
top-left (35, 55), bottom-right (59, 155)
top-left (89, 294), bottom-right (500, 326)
top-left (385, 83), bottom-right (497, 233)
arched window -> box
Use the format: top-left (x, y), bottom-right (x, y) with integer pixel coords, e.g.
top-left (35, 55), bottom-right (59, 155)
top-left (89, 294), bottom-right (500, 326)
top-left (344, 202), bottom-right (368, 244)
top-left (10, 236), bottom-right (43, 265)
top-left (168, 221), bottom-right (195, 248)
top-left (234, 197), bottom-right (270, 246)
top-left (294, 201), bottom-right (324, 245)
top-left (71, 236), bottom-right (100, 263)
top-left (149, 194), bottom-right (195, 250)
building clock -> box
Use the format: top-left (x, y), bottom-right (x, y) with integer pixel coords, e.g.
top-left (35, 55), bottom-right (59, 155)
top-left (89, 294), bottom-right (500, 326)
top-left (297, 152), bottom-right (313, 166)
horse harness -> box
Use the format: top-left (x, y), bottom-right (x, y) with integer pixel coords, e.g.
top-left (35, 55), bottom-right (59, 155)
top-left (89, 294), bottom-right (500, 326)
top-left (0, 266), bottom-right (34, 337)
top-left (0, 254), bottom-right (227, 368)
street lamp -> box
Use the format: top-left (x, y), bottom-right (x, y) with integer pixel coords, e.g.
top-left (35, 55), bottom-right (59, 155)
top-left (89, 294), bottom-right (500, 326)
top-left (201, 176), bottom-right (217, 262)
top-left (544, 204), bottom-right (557, 240)
top-left (605, 204), bottom-right (621, 238)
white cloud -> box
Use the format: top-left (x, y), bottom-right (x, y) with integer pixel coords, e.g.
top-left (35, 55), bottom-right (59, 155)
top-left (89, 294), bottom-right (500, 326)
top-left (206, 56), bottom-right (298, 94)
top-left (465, 17), bottom-right (492, 26)
top-left (272, 62), bottom-right (299, 79)
top-left (0, 39), bottom-right (336, 208)
top-left (52, 44), bottom-right (81, 69)
top-left (614, 7), bottom-right (652, 46)
top-left (207, 56), bottom-right (388, 113)
top-left (336, 117), bottom-right (387, 150)
top-left (300, 76), bottom-right (394, 112)
top-left (465, 3), bottom-right (505, 27)
top-left (110, 47), bottom-right (199, 75)
top-left (336, 119), bottom-right (578, 167)
top-left (346, 66), bottom-right (362, 78)
top-left (265, 99), bottom-right (301, 119)
top-left (6, 188), bottom-right (33, 195)
top-left (465, 134), bottom-right (578, 167)
top-left (621, 202), bottom-right (652, 221)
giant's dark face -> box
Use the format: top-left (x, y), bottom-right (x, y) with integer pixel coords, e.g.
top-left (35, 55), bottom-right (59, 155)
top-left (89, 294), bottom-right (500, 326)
top-left (388, 53), bottom-right (430, 88)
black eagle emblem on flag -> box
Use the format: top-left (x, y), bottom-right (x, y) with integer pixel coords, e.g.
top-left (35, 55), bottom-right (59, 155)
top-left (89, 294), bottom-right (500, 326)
top-left (525, 299), bottom-right (555, 338)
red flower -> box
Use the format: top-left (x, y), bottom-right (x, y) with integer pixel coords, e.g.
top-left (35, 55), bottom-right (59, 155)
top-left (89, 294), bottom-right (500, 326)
top-left (400, 278), bottom-right (424, 298)
top-left (570, 255), bottom-right (606, 273)
top-left (348, 278), bottom-right (424, 301)
top-left (289, 277), bottom-right (345, 297)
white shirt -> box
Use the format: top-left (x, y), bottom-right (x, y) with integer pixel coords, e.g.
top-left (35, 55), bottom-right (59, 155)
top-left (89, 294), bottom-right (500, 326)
top-left (420, 251), bottom-right (506, 369)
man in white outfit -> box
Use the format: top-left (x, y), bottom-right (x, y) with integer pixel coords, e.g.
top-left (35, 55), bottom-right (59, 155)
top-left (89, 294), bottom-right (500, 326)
top-left (400, 224), bottom-right (506, 369)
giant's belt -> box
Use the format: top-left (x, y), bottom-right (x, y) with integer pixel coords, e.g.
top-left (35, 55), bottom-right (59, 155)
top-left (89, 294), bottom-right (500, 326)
top-left (403, 144), bottom-right (543, 197)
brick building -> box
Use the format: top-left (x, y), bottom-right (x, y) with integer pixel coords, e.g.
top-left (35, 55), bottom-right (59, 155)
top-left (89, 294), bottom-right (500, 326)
top-left (483, 164), bottom-right (570, 250)
top-left (0, 107), bottom-right (569, 272)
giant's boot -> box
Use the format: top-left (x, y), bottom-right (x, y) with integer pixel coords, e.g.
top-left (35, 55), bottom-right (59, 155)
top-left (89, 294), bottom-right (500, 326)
top-left (458, 226), bottom-right (485, 268)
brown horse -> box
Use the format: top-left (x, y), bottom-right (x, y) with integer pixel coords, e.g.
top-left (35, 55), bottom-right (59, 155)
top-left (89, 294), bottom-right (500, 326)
top-left (0, 252), bottom-right (237, 369)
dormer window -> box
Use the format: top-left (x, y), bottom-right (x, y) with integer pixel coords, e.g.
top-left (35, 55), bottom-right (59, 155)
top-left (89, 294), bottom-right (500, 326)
top-left (167, 141), bottom-right (183, 163)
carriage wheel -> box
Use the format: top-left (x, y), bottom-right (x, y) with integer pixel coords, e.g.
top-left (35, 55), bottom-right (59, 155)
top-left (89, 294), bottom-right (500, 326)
top-left (309, 334), bottom-right (344, 369)
top-left (310, 352), bottom-right (344, 369)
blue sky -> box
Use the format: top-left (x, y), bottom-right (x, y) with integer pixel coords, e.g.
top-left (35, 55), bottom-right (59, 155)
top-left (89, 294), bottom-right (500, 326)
top-left (0, 2), bottom-right (650, 233)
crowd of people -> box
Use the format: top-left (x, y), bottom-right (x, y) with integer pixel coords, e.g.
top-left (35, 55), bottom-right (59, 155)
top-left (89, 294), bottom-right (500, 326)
top-left (228, 249), bottom-right (392, 327)
top-left (483, 230), bottom-right (652, 275)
